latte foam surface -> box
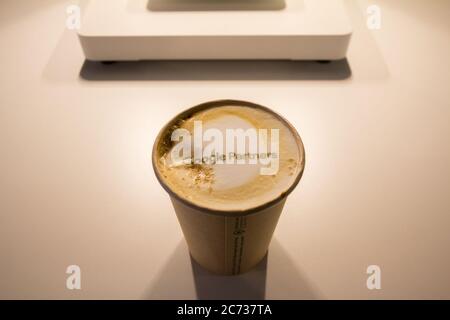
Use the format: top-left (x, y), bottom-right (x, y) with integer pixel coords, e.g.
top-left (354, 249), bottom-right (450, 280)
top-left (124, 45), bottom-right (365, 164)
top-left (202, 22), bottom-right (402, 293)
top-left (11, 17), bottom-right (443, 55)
top-left (155, 104), bottom-right (304, 212)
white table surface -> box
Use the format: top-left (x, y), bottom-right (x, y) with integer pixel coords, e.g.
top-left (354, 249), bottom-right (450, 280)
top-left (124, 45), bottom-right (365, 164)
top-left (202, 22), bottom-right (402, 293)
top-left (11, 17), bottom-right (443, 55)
top-left (0, 0), bottom-right (449, 299)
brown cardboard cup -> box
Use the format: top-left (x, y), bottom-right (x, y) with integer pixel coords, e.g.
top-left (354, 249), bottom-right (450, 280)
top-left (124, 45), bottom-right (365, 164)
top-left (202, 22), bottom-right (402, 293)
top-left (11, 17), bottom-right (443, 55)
top-left (152, 100), bottom-right (305, 275)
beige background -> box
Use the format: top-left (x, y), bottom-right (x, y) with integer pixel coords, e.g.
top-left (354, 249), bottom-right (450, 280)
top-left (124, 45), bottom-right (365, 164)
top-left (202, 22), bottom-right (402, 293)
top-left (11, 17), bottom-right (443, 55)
top-left (0, 0), bottom-right (449, 299)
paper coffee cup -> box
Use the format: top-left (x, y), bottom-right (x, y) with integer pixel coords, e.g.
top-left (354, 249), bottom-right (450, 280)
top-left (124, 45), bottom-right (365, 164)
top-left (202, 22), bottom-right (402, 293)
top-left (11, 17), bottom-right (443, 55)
top-left (152, 100), bottom-right (305, 275)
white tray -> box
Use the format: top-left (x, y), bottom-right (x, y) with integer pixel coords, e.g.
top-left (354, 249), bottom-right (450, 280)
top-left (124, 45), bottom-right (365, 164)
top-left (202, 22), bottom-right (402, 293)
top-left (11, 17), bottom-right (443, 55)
top-left (78, 0), bottom-right (352, 61)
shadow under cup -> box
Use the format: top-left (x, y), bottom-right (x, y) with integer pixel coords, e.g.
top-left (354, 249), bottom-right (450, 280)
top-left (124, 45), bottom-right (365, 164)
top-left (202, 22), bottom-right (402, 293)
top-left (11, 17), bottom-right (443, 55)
top-left (152, 100), bottom-right (305, 275)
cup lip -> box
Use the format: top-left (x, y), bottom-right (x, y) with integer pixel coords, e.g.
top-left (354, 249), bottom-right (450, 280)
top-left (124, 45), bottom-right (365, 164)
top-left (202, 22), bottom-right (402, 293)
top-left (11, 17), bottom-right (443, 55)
top-left (152, 99), bottom-right (306, 217)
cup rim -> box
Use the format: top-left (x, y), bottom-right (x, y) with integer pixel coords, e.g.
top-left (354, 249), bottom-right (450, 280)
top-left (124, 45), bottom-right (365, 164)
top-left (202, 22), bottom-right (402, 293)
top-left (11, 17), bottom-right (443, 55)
top-left (152, 99), bottom-right (306, 217)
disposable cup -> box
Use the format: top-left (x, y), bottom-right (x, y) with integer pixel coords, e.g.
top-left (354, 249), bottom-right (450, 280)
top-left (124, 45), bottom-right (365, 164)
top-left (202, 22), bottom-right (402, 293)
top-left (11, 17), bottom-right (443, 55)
top-left (152, 100), bottom-right (305, 275)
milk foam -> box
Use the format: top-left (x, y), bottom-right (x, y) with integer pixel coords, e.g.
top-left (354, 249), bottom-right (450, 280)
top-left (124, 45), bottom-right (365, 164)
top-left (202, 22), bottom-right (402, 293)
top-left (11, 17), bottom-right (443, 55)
top-left (155, 104), bottom-right (304, 212)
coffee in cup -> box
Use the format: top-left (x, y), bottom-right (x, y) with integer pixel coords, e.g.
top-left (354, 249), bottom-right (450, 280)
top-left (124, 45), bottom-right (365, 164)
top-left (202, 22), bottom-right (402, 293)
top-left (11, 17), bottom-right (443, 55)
top-left (152, 100), bottom-right (305, 275)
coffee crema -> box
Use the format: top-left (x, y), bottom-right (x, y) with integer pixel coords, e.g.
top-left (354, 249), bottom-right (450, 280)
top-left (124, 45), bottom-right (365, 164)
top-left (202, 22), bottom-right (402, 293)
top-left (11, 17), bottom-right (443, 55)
top-left (153, 101), bottom-right (305, 212)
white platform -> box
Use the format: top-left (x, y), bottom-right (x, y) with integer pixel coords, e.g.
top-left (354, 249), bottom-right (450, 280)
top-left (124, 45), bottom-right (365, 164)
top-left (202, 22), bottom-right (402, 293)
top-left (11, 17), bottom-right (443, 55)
top-left (78, 0), bottom-right (352, 61)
